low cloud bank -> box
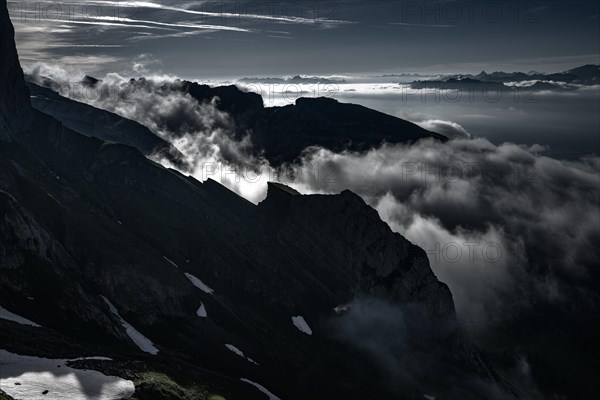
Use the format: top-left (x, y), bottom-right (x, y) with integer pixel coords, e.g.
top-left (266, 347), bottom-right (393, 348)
top-left (26, 62), bottom-right (271, 201)
top-left (289, 139), bottom-right (599, 329)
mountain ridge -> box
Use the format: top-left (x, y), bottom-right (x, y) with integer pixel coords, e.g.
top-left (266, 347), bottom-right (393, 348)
top-left (0, 1), bottom-right (512, 398)
top-left (0, 0), bottom-right (30, 140)
top-left (27, 74), bottom-right (447, 167)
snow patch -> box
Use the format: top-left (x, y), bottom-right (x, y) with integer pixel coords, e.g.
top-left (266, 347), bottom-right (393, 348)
top-left (0, 306), bottom-right (41, 327)
top-left (240, 378), bottom-right (281, 400)
top-left (184, 273), bottom-right (214, 294)
top-left (225, 344), bottom-right (245, 358)
top-left (225, 344), bottom-right (259, 365)
top-left (0, 349), bottom-right (135, 400)
top-left (101, 296), bottom-right (159, 355)
top-left (292, 315), bottom-right (313, 335)
top-left (163, 256), bottom-right (179, 268)
top-left (196, 303), bottom-right (207, 318)
top-left (333, 304), bottom-right (350, 314)
top-left (246, 357), bottom-right (259, 366)
top-left (69, 356), bottom-right (113, 362)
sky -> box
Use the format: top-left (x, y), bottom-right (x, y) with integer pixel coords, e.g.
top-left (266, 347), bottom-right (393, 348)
top-left (8, 0), bottom-right (600, 79)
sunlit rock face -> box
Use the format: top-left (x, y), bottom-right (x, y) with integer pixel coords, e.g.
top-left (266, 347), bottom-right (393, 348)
top-left (0, 0), bottom-right (31, 140)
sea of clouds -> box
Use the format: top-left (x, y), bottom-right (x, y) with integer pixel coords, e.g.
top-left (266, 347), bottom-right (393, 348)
top-left (26, 62), bottom-right (600, 398)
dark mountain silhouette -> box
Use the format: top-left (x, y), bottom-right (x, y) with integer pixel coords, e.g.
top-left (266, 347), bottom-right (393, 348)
top-left (120, 78), bottom-right (446, 166)
top-left (1, 1), bottom-right (509, 399)
top-left (473, 70), bottom-right (531, 82)
top-left (27, 76), bottom-right (447, 167)
top-left (564, 64), bottom-right (600, 84)
top-left (411, 76), bottom-right (575, 93)
top-left (438, 65), bottom-right (599, 85)
top-left (0, 0), bottom-right (30, 141)
top-left (253, 96), bottom-right (446, 165)
top-left (27, 81), bottom-right (185, 167)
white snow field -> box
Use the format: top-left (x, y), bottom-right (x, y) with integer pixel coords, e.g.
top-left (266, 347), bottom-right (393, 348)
top-left (291, 316), bottom-right (313, 335)
top-left (184, 273), bottom-right (214, 294)
top-left (101, 296), bottom-right (159, 355)
top-left (0, 306), bottom-right (41, 327)
top-left (240, 378), bottom-right (281, 400)
top-left (0, 350), bottom-right (135, 400)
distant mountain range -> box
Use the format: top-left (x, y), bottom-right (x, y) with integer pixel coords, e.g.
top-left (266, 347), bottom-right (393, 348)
top-left (470, 64), bottom-right (599, 85)
top-left (237, 66), bottom-right (600, 90)
top-left (239, 75), bottom-right (346, 84)
top-left (411, 64), bottom-right (599, 91)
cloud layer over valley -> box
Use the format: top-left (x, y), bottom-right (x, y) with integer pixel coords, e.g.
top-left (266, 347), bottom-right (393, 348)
top-left (26, 65), bottom-right (600, 397)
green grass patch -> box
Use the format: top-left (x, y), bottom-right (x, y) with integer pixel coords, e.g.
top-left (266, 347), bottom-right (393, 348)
top-left (0, 390), bottom-right (15, 400)
top-left (131, 371), bottom-right (215, 400)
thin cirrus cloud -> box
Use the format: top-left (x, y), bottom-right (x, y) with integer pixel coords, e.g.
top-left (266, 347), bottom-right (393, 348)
top-left (88, 15), bottom-right (254, 32)
top-left (99, 1), bottom-right (354, 25)
top-left (9, 0), bottom-right (354, 72)
top-left (12, 7), bottom-right (254, 32)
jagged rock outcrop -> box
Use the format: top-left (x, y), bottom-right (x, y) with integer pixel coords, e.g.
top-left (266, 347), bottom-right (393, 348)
top-left (259, 182), bottom-right (454, 318)
top-left (0, 0), bottom-right (31, 140)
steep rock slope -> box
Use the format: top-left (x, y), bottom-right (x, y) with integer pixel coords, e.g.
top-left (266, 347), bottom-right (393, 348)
top-left (26, 82), bottom-right (184, 165)
top-left (1, 3), bottom-right (504, 399)
top-left (0, 0), bottom-right (30, 140)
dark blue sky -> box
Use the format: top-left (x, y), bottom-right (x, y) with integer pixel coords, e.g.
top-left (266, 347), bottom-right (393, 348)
top-left (9, 0), bottom-right (600, 78)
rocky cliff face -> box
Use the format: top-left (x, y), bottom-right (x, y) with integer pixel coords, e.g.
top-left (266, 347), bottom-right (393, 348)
top-left (0, 2), bottom-right (509, 398)
top-left (259, 182), bottom-right (455, 318)
top-left (0, 120), bottom-right (460, 398)
top-left (0, 0), bottom-right (31, 140)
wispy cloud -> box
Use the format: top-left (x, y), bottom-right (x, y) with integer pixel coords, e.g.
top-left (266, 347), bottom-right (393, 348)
top-left (93, 1), bottom-right (354, 25)
top-left (89, 15), bottom-right (254, 32)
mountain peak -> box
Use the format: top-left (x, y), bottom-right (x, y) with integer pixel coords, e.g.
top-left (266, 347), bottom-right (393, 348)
top-left (295, 96), bottom-right (339, 107)
top-left (81, 75), bottom-right (100, 87)
top-left (267, 181), bottom-right (301, 196)
top-left (0, 0), bottom-right (31, 140)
